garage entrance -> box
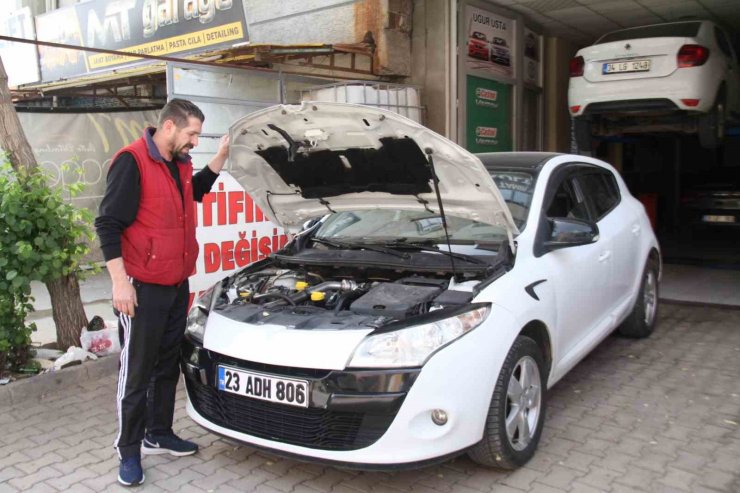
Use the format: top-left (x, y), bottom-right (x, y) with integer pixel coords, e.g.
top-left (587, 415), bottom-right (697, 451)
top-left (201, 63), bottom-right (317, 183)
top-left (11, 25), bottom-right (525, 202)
top-left (481, 0), bottom-right (740, 306)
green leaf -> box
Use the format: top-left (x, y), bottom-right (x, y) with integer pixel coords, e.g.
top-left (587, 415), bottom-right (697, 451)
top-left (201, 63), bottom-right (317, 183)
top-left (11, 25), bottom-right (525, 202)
top-left (6, 270), bottom-right (17, 281)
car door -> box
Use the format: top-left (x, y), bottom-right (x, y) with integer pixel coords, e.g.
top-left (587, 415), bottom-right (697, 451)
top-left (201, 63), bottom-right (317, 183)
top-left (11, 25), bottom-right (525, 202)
top-left (535, 166), bottom-right (612, 364)
top-left (574, 169), bottom-right (636, 314)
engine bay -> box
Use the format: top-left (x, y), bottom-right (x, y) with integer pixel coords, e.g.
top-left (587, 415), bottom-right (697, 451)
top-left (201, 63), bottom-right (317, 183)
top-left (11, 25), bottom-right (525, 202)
top-left (212, 259), bottom-right (504, 329)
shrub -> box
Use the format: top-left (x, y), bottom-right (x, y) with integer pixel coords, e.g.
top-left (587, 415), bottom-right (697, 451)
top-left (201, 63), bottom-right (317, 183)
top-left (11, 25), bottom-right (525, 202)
top-left (0, 159), bottom-right (94, 374)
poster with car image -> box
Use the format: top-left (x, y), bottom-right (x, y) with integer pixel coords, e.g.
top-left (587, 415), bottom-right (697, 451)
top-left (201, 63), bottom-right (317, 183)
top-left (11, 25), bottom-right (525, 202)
top-left (465, 5), bottom-right (514, 78)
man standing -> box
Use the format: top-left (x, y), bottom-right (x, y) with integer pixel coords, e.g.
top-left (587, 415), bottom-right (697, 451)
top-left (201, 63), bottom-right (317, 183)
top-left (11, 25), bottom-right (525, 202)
top-left (95, 99), bottom-right (229, 487)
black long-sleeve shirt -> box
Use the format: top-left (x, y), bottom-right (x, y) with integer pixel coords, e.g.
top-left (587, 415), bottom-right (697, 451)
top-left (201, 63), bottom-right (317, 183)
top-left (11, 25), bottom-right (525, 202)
top-left (95, 151), bottom-right (219, 261)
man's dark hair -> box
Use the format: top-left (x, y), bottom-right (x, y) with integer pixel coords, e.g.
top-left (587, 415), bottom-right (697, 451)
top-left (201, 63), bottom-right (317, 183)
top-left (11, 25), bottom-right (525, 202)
top-left (157, 98), bottom-right (205, 128)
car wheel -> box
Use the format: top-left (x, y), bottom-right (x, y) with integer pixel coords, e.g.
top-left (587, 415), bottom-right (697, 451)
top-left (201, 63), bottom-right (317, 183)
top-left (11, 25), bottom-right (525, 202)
top-left (573, 117), bottom-right (592, 152)
top-left (618, 259), bottom-right (659, 338)
top-left (468, 336), bottom-right (547, 470)
top-left (698, 94), bottom-right (726, 149)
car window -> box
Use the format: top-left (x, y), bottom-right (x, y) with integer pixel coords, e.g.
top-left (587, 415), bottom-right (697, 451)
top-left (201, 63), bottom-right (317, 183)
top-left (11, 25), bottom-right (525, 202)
top-left (714, 27), bottom-right (735, 60)
top-left (577, 172), bottom-right (621, 221)
top-left (595, 22), bottom-right (701, 45)
top-left (490, 170), bottom-right (535, 230)
top-left (545, 177), bottom-right (590, 221)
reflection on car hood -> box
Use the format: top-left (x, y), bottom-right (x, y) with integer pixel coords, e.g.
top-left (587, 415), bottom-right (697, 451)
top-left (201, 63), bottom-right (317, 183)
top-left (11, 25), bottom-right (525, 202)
top-left (228, 102), bottom-right (518, 236)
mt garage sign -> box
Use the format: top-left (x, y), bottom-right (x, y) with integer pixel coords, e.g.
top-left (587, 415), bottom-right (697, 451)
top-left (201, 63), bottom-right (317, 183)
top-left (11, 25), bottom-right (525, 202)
top-left (36, 0), bottom-right (248, 82)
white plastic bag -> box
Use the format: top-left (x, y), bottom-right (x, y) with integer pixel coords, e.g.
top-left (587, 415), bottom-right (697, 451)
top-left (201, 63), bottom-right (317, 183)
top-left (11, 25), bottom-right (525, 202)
top-left (80, 321), bottom-right (121, 356)
top-left (52, 346), bottom-right (98, 371)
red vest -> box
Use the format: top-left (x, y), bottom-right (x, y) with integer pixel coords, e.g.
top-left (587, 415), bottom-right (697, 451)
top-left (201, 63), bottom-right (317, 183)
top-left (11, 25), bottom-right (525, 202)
top-left (112, 133), bottom-right (198, 286)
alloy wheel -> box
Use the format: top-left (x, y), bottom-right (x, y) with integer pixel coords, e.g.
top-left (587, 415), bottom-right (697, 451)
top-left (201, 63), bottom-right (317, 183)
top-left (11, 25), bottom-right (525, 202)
top-left (643, 270), bottom-right (658, 326)
top-left (505, 355), bottom-right (542, 451)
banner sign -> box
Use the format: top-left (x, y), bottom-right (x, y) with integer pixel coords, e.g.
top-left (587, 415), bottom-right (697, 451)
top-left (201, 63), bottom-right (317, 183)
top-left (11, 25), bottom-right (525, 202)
top-left (466, 75), bottom-right (511, 152)
top-left (16, 110), bottom-right (287, 302)
top-left (36, 0), bottom-right (248, 82)
top-left (0, 7), bottom-right (40, 86)
top-left (464, 5), bottom-right (515, 78)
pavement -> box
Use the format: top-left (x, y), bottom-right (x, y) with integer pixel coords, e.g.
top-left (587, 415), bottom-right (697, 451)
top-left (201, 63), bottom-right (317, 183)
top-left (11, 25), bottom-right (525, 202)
top-left (3, 296), bottom-right (740, 491)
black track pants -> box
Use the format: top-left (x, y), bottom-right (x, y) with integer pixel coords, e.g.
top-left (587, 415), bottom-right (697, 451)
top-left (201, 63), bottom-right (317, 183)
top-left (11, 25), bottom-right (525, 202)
top-left (114, 279), bottom-right (189, 459)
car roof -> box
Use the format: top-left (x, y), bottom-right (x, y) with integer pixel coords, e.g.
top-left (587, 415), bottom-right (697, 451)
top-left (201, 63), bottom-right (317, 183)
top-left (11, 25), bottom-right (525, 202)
top-left (475, 152), bottom-right (562, 171)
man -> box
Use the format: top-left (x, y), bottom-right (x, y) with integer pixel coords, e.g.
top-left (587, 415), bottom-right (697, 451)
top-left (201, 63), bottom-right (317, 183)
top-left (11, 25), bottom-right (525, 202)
top-left (95, 99), bottom-right (229, 487)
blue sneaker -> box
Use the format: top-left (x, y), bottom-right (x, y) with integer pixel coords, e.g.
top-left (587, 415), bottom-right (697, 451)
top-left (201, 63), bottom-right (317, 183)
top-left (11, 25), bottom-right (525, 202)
top-left (118, 456), bottom-right (144, 487)
top-left (141, 432), bottom-right (198, 457)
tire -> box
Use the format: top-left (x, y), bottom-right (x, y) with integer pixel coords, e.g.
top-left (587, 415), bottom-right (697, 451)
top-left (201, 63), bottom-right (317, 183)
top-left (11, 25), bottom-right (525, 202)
top-left (468, 336), bottom-right (547, 470)
top-left (618, 259), bottom-right (659, 338)
top-left (574, 117), bottom-right (592, 152)
top-left (698, 94), bottom-right (726, 149)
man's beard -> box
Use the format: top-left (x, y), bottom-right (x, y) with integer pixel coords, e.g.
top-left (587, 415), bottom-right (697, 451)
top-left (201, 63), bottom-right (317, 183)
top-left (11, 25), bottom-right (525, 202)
top-left (173, 144), bottom-right (193, 160)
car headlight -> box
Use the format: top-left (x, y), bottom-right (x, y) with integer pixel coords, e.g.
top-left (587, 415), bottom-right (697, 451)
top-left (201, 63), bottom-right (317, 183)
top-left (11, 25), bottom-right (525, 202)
top-left (185, 285), bottom-right (217, 343)
top-left (347, 304), bottom-right (491, 368)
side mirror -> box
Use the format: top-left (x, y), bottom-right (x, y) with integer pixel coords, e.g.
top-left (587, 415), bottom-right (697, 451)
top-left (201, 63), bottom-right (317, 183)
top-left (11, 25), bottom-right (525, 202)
top-left (544, 217), bottom-right (599, 252)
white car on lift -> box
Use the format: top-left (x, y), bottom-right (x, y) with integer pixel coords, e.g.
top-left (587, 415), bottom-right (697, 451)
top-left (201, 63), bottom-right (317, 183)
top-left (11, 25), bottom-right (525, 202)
top-left (568, 20), bottom-right (740, 149)
top-left (182, 103), bottom-right (661, 470)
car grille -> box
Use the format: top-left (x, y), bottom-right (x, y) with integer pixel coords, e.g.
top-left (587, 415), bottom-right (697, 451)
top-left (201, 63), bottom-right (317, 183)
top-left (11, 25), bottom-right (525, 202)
top-left (185, 376), bottom-right (395, 451)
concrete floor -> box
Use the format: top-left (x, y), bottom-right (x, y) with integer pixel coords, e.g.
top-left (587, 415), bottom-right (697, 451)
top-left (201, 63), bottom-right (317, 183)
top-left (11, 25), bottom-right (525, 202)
top-left (4, 304), bottom-right (740, 492)
top-left (660, 263), bottom-right (740, 307)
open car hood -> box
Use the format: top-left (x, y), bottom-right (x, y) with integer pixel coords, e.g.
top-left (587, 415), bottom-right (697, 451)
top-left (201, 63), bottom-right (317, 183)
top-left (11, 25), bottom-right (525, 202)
top-left (229, 102), bottom-right (518, 236)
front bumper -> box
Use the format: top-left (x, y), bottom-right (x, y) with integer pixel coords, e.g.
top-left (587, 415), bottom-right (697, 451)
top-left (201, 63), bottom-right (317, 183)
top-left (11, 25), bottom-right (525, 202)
top-left (181, 311), bottom-right (509, 466)
top-left (181, 337), bottom-right (417, 452)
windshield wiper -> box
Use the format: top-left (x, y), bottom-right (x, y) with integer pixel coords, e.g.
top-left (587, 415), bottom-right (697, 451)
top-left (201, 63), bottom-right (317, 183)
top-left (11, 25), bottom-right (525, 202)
top-left (311, 237), bottom-right (409, 259)
top-left (381, 239), bottom-right (488, 265)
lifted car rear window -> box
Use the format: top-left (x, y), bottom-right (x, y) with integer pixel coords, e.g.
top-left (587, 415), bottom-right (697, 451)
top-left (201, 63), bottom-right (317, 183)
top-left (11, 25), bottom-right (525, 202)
top-left (595, 22), bottom-right (701, 45)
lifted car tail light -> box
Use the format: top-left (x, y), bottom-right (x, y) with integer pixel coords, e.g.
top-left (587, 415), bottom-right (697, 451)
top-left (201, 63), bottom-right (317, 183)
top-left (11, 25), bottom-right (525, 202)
top-left (570, 105), bottom-right (581, 114)
top-left (569, 56), bottom-right (584, 77)
top-left (681, 99), bottom-right (700, 107)
top-left (677, 45), bottom-right (709, 67)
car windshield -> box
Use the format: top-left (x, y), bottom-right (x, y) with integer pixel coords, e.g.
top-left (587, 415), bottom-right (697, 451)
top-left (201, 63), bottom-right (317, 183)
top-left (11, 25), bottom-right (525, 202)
top-left (489, 170), bottom-right (536, 230)
top-left (313, 210), bottom-right (509, 245)
top-left (595, 21), bottom-right (701, 44)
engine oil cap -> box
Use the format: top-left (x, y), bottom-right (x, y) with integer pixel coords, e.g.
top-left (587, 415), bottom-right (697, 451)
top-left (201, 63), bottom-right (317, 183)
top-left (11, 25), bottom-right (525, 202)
top-left (310, 291), bottom-right (326, 301)
top-left (295, 281), bottom-right (309, 291)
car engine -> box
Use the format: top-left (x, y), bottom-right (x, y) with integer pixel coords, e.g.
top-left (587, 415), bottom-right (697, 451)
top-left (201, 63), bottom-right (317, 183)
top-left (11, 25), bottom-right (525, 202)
top-left (212, 262), bottom-right (490, 329)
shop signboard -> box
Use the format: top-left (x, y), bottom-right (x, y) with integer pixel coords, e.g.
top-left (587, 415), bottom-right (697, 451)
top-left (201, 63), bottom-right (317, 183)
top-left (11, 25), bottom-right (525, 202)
top-left (464, 5), bottom-right (514, 78)
top-left (0, 7), bottom-right (40, 86)
top-left (35, 0), bottom-right (248, 82)
top-left (466, 75), bottom-right (511, 153)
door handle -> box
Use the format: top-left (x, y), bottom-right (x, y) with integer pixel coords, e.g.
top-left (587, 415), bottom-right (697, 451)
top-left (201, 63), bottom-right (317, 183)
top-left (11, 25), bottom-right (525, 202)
top-left (598, 251), bottom-right (611, 262)
top-left (631, 224), bottom-right (641, 235)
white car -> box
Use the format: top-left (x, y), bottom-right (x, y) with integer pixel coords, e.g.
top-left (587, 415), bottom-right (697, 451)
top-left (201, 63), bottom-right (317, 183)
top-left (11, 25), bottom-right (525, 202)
top-left (568, 20), bottom-right (740, 149)
top-left (182, 103), bottom-right (661, 470)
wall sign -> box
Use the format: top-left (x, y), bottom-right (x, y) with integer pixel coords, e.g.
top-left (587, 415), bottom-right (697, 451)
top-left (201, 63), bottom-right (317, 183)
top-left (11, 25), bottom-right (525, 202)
top-left (36, 0), bottom-right (248, 82)
top-left (0, 7), bottom-right (40, 86)
top-left (466, 75), bottom-right (511, 152)
top-left (464, 5), bottom-right (515, 78)
top-left (523, 26), bottom-right (542, 87)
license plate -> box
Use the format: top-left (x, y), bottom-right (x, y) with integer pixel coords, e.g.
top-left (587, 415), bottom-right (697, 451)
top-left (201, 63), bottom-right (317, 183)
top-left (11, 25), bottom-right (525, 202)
top-left (603, 60), bottom-right (651, 74)
top-left (217, 365), bottom-right (309, 408)
top-left (702, 214), bottom-right (735, 223)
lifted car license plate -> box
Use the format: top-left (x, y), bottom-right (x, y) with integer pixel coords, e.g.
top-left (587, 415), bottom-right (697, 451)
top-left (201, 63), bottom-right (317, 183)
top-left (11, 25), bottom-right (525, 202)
top-left (603, 60), bottom-right (651, 74)
top-left (702, 215), bottom-right (735, 223)
top-left (217, 366), bottom-right (309, 407)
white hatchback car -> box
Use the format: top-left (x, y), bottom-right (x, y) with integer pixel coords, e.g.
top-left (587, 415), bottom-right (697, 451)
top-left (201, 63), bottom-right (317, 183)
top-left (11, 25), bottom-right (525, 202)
top-left (182, 103), bottom-right (661, 470)
top-left (568, 20), bottom-right (740, 149)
